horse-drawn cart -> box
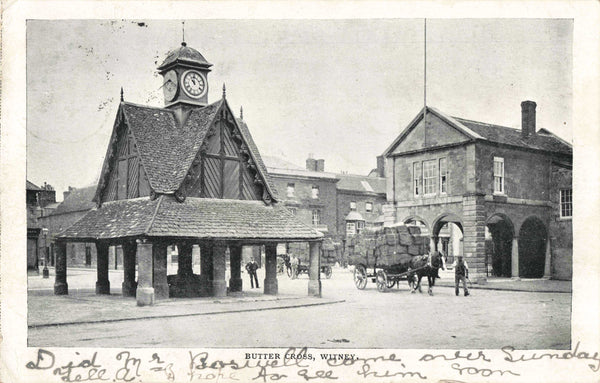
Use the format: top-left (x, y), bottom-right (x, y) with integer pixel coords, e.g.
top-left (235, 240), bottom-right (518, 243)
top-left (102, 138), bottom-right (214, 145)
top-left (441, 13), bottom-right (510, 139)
top-left (347, 225), bottom-right (434, 293)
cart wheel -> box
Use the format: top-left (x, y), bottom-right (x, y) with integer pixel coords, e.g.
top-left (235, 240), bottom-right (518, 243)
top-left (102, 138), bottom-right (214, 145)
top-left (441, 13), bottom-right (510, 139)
top-left (324, 266), bottom-right (332, 279)
top-left (353, 265), bottom-right (367, 290)
top-left (376, 270), bottom-right (389, 292)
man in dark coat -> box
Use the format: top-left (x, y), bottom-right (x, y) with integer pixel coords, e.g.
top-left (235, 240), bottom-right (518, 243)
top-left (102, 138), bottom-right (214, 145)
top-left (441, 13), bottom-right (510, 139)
top-left (245, 258), bottom-right (259, 289)
top-left (453, 256), bottom-right (470, 296)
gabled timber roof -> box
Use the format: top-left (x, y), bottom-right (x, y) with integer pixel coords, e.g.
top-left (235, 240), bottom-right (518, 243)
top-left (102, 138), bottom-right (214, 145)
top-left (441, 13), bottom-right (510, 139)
top-left (383, 106), bottom-right (572, 157)
top-left (58, 195), bottom-right (322, 241)
top-left (94, 98), bottom-right (278, 203)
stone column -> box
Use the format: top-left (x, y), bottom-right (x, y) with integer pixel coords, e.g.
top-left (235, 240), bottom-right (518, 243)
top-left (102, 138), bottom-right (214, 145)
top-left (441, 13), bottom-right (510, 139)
top-left (212, 243), bottom-right (227, 297)
top-left (462, 193), bottom-right (487, 282)
top-left (264, 243), bottom-right (278, 295)
top-left (229, 244), bottom-right (243, 292)
top-left (511, 238), bottom-right (520, 279)
top-left (136, 239), bottom-right (154, 306)
top-left (122, 240), bottom-right (137, 297)
top-left (199, 243), bottom-right (213, 296)
top-left (178, 241), bottom-right (194, 276)
top-left (152, 240), bottom-right (169, 299)
top-left (54, 241), bottom-right (68, 295)
top-left (543, 238), bottom-right (552, 279)
top-left (95, 241), bottom-right (110, 294)
top-left (308, 241), bottom-right (322, 297)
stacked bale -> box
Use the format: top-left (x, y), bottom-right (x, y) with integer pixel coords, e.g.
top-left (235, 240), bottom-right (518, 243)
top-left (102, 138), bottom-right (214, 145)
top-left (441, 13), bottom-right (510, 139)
top-left (345, 225), bottom-right (430, 268)
top-left (321, 238), bottom-right (338, 265)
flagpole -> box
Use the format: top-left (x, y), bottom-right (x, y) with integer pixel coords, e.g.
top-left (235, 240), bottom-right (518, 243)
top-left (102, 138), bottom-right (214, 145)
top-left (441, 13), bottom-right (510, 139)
top-left (423, 18), bottom-right (427, 146)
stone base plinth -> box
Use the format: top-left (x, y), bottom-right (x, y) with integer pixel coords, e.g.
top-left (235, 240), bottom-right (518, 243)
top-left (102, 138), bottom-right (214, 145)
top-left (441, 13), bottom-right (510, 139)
top-left (212, 280), bottom-right (227, 297)
top-left (96, 280), bottom-right (111, 295)
top-left (308, 280), bottom-right (322, 297)
top-left (264, 278), bottom-right (278, 295)
top-left (54, 282), bottom-right (68, 295)
top-left (229, 277), bottom-right (243, 292)
top-left (122, 281), bottom-right (138, 297)
top-left (136, 287), bottom-right (155, 306)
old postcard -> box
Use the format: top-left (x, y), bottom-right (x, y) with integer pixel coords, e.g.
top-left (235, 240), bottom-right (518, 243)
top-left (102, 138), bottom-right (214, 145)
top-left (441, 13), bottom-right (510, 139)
top-left (2, 1), bottom-right (599, 382)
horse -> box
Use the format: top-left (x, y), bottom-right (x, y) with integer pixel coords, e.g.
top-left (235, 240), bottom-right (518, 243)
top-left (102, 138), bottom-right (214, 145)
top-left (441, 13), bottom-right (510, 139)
top-left (409, 251), bottom-right (445, 296)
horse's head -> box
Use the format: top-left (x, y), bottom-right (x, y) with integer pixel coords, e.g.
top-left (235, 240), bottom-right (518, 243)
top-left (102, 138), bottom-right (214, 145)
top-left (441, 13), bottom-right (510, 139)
top-left (430, 251), bottom-right (445, 270)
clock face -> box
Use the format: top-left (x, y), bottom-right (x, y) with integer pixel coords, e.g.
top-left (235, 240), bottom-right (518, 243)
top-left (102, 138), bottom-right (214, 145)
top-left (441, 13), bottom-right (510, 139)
top-left (181, 70), bottom-right (207, 99)
top-left (163, 70), bottom-right (178, 102)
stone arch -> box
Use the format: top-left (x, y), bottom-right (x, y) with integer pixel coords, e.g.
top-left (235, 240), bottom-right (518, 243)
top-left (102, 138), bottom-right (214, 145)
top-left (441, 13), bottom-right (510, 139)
top-left (518, 216), bottom-right (548, 278)
top-left (486, 213), bottom-right (515, 277)
top-left (431, 213), bottom-right (464, 263)
top-left (402, 215), bottom-right (430, 233)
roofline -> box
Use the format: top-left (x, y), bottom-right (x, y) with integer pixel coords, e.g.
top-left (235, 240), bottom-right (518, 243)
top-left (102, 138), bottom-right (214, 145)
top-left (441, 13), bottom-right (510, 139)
top-left (45, 208), bottom-right (94, 217)
top-left (268, 169), bottom-right (340, 181)
top-left (336, 188), bottom-right (386, 196)
top-left (537, 128), bottom-right (573, 148)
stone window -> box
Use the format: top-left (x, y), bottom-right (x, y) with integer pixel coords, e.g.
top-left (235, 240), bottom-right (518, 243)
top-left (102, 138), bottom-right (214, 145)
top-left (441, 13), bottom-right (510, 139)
top-left (494, 157), bottom-right (504, 194)
top-left (357, 221), bottom-right (365, 230)
top-left (350, 201), bottom-right (356, 210)
top-left (312, 209), bottom-right (321, 226)
top-left (439, 157), bottom-right (448, 194)
top-left (366, 202), bottom-right (373, 212)
top-left (422, 159), bottom-right (437, 195)
top-left (413, 162), bottom-right (421, 196)
top-left (560, 189), bottom-right (572, 218)
top-left (312, 185), bottom-right (319, 199)
top-left (286, 183), bottom-right (295, 198)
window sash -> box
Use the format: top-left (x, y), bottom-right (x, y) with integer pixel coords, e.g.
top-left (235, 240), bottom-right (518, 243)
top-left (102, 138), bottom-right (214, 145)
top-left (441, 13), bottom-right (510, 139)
top-left (350, 201), bottom-right (356, 210)
top-left (560, 189), bottom-right (572, 218)
top-left (413, 162), bottom-right (421, 196)
top-left (494, 157), bottom-right (504, 193)
top-left (286, 183), bottom-right (295, 198)
top-left (312, 186), bottom-right (319, 199)
top-left (365, 202), bottom-right (373, 212)
top-left (439, 158), bottom-right (447, 194)
top-left (422, 160), bottom-right (437, 195)
top-left (312, 209), bottom-right (320, 225)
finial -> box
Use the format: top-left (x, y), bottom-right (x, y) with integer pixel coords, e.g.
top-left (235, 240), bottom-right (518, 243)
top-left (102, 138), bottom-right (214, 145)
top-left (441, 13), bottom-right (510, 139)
top-left (240, 105), bottom-right (243, 119)
top-left (120, 87), bottom-right (124, 102)
top-left (182, 21), bottom-right (186, 46)
top-left (222, 83), bottom-right (226, 99)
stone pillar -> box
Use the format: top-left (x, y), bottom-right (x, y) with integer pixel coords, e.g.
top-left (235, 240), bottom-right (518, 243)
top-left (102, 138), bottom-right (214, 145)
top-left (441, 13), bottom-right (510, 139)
top-left (462, 193), bottom-right (487, 282)
top-left (122, 240), bottom-right (137, 297)
top-left (95, 242), bottom-right (110, 294)
top-left (152, 240), bottom-right (169, 299)
top-left (178, 241), bottom-right (194, 276)
top-left (54, 241), bottom-right (68, 295)
top-left (543, 238), bottom-right (552, 279)
top-left (229, 244), bottom-right (243, 292)
top-left (136, 239), bottom-right (154, 306)
top-left (264, 243), bottom-right (278, 295)
top-left (199, 244), bottom-right (213, 296)
top-left (308, 241), bottom-right (322, 297)
top-left (212, 243), bottom-right (227, 297)
top-left (511, 238), bottom-right (520, 279)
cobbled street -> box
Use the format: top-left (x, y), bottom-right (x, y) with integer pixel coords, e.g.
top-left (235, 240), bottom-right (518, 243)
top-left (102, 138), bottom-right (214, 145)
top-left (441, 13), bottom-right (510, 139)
top-left (29, 267), bottom-right (570, 349)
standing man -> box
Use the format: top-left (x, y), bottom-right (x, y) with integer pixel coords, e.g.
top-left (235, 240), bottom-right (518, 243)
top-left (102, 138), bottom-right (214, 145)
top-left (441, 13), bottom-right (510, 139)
top-left (453, 255), bottom-right (469, 296)
top-left (245, 257), bottom-right (259, 289)
top-left (290, 254), bottom-right (299, 280)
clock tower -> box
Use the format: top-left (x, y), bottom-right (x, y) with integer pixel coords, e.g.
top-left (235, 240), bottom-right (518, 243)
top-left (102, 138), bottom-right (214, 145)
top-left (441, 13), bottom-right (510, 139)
top-left (157, 41), bottom-right (212, 111)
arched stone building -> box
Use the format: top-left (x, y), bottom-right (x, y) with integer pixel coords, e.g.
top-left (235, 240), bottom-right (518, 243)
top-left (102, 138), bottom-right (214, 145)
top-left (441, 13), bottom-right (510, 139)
top-left (55, 41), bottom-right (324, 305)
top-left (382, 102), bottom-right (572, 281)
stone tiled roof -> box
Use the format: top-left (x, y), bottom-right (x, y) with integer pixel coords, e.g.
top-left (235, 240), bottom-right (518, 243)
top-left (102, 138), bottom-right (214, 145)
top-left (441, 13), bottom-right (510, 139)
top-left (58, 195), bottom-right (322, 241)
top-left (27, 180), bottom-right (41, 191)
top-left (454, 117), bottom-right (572, 155)
top-left (336, 174), bottom-right (386, 194)
top-left (121, 100), bottom-right (221, 193)
top-left (157, 43), bottom-right (212, 71)
top-left (51, 186), bottom-right (96, 215)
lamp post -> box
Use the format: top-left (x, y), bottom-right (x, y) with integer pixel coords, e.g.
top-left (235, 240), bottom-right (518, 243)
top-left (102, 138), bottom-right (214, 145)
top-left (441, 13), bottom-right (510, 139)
top-left (42, 227), bottom-right (49, 278)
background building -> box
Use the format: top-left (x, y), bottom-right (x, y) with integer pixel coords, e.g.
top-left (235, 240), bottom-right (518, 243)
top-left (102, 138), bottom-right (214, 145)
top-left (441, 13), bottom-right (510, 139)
top-left (382, 101), bottom-right (572, 281)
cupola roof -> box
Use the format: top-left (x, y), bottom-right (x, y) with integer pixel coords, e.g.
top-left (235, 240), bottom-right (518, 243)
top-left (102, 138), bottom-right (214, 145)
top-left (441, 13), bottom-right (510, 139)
top-left (157, 42), bottom-right (213, 71)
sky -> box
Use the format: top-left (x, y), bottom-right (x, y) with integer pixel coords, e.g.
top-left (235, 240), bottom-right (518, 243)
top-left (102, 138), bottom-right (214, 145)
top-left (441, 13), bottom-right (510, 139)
top-left (26, 19), bottom-right (572, 200)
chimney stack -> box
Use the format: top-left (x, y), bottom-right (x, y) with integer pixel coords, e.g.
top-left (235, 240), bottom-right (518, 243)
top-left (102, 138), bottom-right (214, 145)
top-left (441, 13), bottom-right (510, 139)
top-left (306, 157), bottom-right (317, 171)
top-left (376, 155), bottom-right (385, 178)
top-left (521, 100), bottom-right (537, 138)
top-left (63, 186), bottom-right (75, 201)
top-left (315, 159), bottom-right (325, 172)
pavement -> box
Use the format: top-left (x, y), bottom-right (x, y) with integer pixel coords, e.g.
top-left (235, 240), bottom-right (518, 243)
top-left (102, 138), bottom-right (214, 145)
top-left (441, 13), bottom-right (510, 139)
top-left (28, 265), bottom-right (570, 329)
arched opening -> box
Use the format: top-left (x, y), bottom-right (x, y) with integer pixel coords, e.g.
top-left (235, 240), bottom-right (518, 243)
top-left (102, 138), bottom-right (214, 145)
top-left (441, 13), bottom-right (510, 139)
top-left (518, 216), bottom-right (547, 278)
top-left (486, 214), bottom-right (514, 277)
top-left (432, 214), bottom-right (464, 264)
top-left (403, 216), bottom-right (430, 234)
